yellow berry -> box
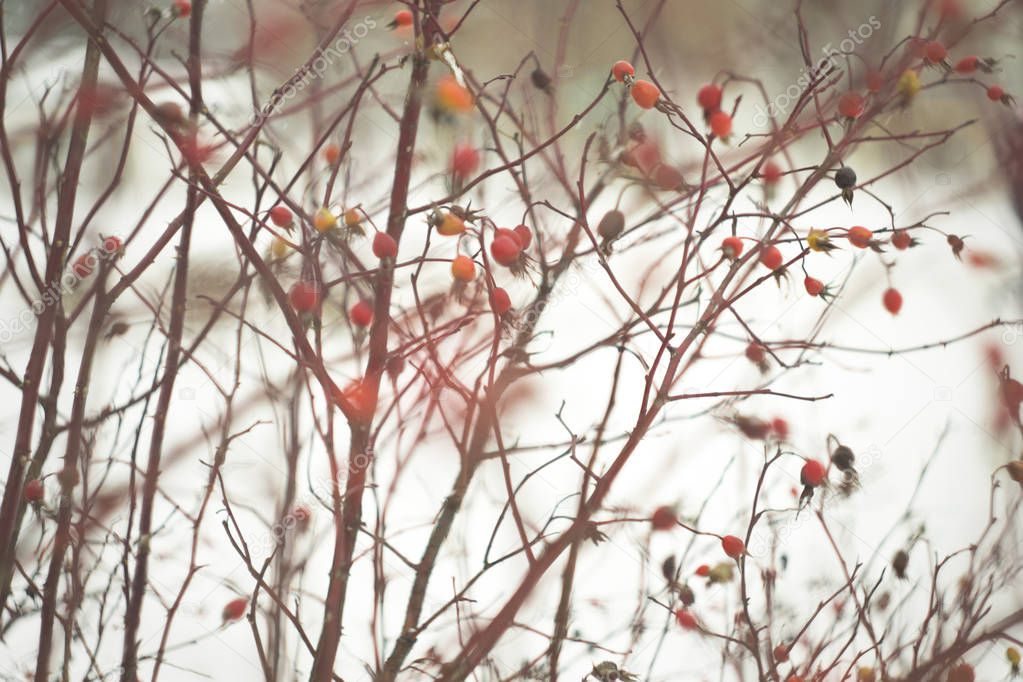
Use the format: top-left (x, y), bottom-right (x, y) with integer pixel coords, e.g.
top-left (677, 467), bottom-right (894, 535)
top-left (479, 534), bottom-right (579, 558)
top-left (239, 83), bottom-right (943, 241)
top-left (314, 208), bottom-right (337, 233)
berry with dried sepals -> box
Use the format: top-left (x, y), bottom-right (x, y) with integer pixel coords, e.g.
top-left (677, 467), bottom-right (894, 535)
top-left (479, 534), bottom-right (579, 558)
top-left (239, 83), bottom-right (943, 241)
top-left (531, 67), bottom-right (554, 95)
top-left (433, 210), bottom-right (466, 237)
top-left (675, 609), bottom-right (699, 630)
top-left (804, 276), bottom-right (825, 297)
top-left (631, 80), bottom-right (661, 109)
top-left (597, 209), bottom-right (625, 251)
top-left (773, 644), bottom-right (789, 663)
top-left (924, 41), bottom-right (949, 65)
top-left (513, 224), bottom-right (532, 250)
top-left (490, 235), bottom-right (522, 267)
top-left (490, 288), bottom-right (512, 315)
top-left (891, 230), bottom-right (916, 250)
top-left (892, 549), bottom-right (909, 579)
top-left (759, 245), bottom-right (783, 271)
top-left (289, 281), bottom-right (321, 313)
top-left (313, 208), bottom-right (337, 233)
top-left (807, 229), bottom-right (838, 253)
top-left (761, 160), bottom-right (782, 185)
top-left (697, 84), bottom-right (723, 112)
top-left (947, 234), bottom-right (966, 260)
top-left (709, 110), bottom-right (732, 138)
top-left (389, 9), bottom-right (413, 29)
top-left (451, 255), bottom-right (475, 282)
top-left (269, 206), bottom-right (293, 227)
top-left (847, 225), bottom-right (874, 249)
top-left (372, 232), bottom-right (398, 260)
top-left (835, 166), bottom-right (857, 206)
top-left (611, 60), bottom-right (635, 83)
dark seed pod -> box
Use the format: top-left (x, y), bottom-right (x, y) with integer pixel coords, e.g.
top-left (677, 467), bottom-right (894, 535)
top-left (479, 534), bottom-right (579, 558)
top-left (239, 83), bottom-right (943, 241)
top-left (661, 555), bottom-right (676, 583)
top-left (831, 444), bottom-right (856, 471)
top-left (835, 166), bottom-right (857, 189)
top-left (530, 68), bottom-right (554, 95)
top-left (678, 582), bottom-right (695, 606)
top-left (597, 209), bottom-right (626, 242)
top-left (892, 549), bottom-right (909, 579)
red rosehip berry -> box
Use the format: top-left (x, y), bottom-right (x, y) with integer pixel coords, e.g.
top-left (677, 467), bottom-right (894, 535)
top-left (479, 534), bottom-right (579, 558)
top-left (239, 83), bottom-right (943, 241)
top-left (847, 225), bottom-right (873, 248)
top-left (269, 205), bottom-right (293, 227)
top-left (759, 245), bottom-right (783, 270)
top-left (372, 232), bottom-right (398, 259)
top-left (708, 110), bottom-right (733, 138)
top-left (337, 378), bottom-right (378, 423)
top-left (722, 236), bottom-right (744, 260)
top-left (24, 478), bottom-right (44, 503)
top-left (324, 143), bottom-right (341, 165)
top-left (773, 644), bottom-right (790, 662)
top-left (771, 417), bottom-right (789, 440)
top-left (721, 534), bottom-right (745, 559)
top-left (350, 301), bottom-right (373, 327)
top-left (490, 287), bottom-right (512, 315)
top-left (804, 276), bottom-right (824, 297)
top-left (611, 60), bottom-right (635, 83)
top-left (761, 160), bottom-right (782, 185)
top-left (924, 41), bottom-right (948, 64)
top-left (800, 459), bottom-right (827, 487)
top-left (650, 506), bottom-right (677, 531)
top-left (103, 236), bottom-right (123, 255)
top-left (222, 597), bottom-right (248, 622)
top-left (653, 164), bottom-right (684, 191)
top-left (838, 91), bottom-right (865, 119)
top-left (490, 236), bottom-right (521, 266)
top-left (512, 224), bottom-right (532, 249)
top-left (289, 281), bottom-right (321, 313)
top-left (675, 609), bottom-right (699, 630)
top-left (954, 55), bottom-right (979, 74)
top-left (631, 79), bottom-right (661, 109)
top-left (392, 9), bottom-right (413, 28)
top-left (172, 0), bottom-right (191, 18)
top-left (987, 85), bottom-right (1005, 102)
top-left (697, 83), bottom-right (723, 112)
top-left (451, 143), bottom-right (480, 179)
top-left (883, 287), bottom-right (903, 315)
top-left (695, 564), bottom-right (710, 577)
top-left (891, 230), bottom-right (912, 250)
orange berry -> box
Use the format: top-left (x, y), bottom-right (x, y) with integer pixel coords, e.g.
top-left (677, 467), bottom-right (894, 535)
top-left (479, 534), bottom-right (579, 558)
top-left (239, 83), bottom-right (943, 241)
top-left (847, 225), bottom-right (873, 248)
top-left (451, 255), bottom-right (475, 281)
top-left (436, 75), bottom-right (473, 113)
top-left (721, 535), bottom-right (745, 559)
top-left (697, 84), bottom-right (723, 111)
top-left (611, 60), bottom-right (635, 82)
top-left (721, 236), bottom-right (744, 259)
top-left (883, 287), bottom-right (903, 315)
top-left (324, 143), bottom-right (341, 165)
top-left (630, 79), bottom-right (660, 109)
top-left (759, 245), bottom-right (782, 270)
top-left (708, 110), bottom-right (732, 138)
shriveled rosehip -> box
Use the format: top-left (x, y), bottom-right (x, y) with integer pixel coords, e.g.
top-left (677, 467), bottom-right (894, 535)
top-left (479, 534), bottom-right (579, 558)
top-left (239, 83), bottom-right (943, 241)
top-left (947, 663), bottom-right (974, 682)
top-left (924, 41), bottom-right (948, 64)
top-left (631, 79), bottom-right (661, 109)
top-left (891, 230), bottom-right (912, 250)
top-left (650, 506), bottom-right (677, 531)
top-left (490, 236), bottom-right (521, 266)
top-left (721, 236), bottom-right (744, 260)
top-left (804, 276), bottom-right (824, 297)
top-left (324, 143), bottom-right (341, 165)
top-left (759, 245), bottom-right (783, 270)
top-left (451, 143), bottom-right (480, 178)
top-left (773, 644), bottom-right (789, 662)
top-left (350, 301), bottom-right (373, 327)
top-left (847, 225), bottom-right (873, 248)
top-left (761, 161), bottom-right (782, 185)
top-left (835, 166), bottom-right (857, 189)
top-left (708, 110), bottom-right (732, 138)
top-left (697, 83), bottom-right (723, 111)
top-left (222, 597), bottom-right (247, 622)
top-left (955, 55), bottom-right (979, 74)
top-left (451, 255), bottom-right (475, 281)
top-left (721, 534), bottom-right (745, 559)
top-left (611, 60), bottom-right (635, 82)
top-left (24, 478), bottom-right (44, 503)
top-left (269, 205), bottom-right (292, 227)
top-left (838, 91), bottom-right (865, 119)
top-left (490, 287), bottom-right (512, 315)
top-left (745, 342), bottom-right (766, 364)
top-left (172, 0), bottom-right (191, 18)
top-left (987, 85), bottom-right (1005, 102)
top-left (883, 287), bottom-right (903, 315)
top-left (372, 232), bottom-right (398, 259)
top-left (597, 210), bottom-right (625, 242)
top-left (675, 609), bottom-right (699, 630)
top-left (512, 224), bottom-right (532, 249)
top-left (289, 281), bottom-right (321, 312)
top-left (800, 459), bottom-right (827, 487)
